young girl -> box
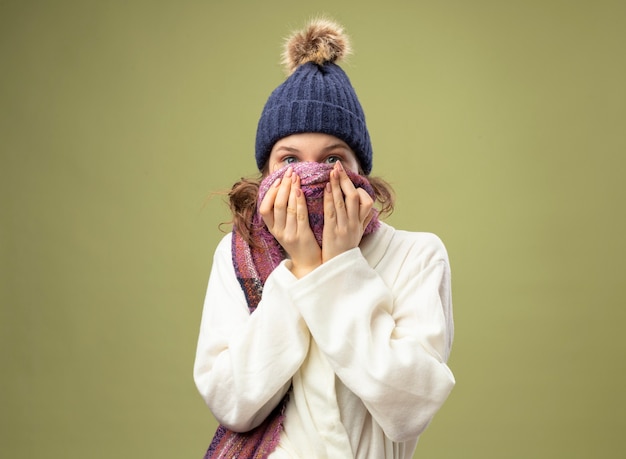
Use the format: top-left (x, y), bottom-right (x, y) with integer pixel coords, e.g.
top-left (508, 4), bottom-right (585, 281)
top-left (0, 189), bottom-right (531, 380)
top-left (194, 18), bottom-right (455, 459)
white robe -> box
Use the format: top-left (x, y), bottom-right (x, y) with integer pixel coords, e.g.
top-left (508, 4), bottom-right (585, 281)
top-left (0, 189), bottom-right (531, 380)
top-left (194, 222), bottom-right (455, 458)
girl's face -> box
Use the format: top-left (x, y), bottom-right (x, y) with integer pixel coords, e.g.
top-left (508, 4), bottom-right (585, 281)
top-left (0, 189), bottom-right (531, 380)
top-left (266, 133), bottom-right (360, 175)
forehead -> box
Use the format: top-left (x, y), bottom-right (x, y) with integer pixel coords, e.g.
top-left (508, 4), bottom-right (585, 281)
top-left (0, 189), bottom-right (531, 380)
top-left (272, 133), bottom-right (350, 151)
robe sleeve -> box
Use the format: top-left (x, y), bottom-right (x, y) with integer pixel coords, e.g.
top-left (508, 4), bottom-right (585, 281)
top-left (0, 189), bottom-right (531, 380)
top-left (271, 232), bottom-right (455, 442)
top-left (193, 234), bottom-right (311, 431)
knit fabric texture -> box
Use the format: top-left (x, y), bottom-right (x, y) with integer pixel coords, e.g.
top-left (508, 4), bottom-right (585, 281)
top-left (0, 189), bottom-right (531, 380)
top-left (255, 62), bottom-right (373, 175)
top-left (203, 162), bottom-right (379, 458)
top-left (204, 399), bottom-right (286, 459)
top-left (256, 162), bottom-right (380, 249)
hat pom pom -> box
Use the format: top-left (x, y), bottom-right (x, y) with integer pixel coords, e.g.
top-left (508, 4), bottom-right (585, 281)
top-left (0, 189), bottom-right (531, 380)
top-left (282, 18), bottom-right (351, 75)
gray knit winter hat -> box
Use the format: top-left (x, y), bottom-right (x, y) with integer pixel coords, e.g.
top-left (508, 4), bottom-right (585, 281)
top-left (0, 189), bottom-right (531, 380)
top-left (255, 19), bottom-right (373, 174)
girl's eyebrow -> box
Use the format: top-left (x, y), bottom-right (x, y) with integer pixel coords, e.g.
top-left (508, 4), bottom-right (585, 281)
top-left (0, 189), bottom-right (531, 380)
top-left (322, 143), bottom-right (350, 152)
top-left (274, 146), bottom-right (300, 153)
top-left (274, 143), bottom-right (349, 154)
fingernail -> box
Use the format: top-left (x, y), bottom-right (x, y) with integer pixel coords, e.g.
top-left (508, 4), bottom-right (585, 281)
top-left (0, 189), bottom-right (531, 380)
top-left (286, 166), bottom-right (293, 177)
top-left (326, 182), bottom-right (331, 192)
top-left (273, 178), bottom-right (281, 187)
top-left (336, 161), bottom-right (344, 172)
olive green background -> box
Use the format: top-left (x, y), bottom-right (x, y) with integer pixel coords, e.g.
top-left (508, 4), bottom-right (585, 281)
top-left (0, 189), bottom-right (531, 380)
top-left (2, 1), bottom-right (625, 458)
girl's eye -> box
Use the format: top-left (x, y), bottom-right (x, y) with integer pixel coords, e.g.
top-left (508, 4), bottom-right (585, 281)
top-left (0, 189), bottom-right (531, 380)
top-left (325, 156), bottom-right (341, 164)
top-left (283, 157), bottom-right (298, 164)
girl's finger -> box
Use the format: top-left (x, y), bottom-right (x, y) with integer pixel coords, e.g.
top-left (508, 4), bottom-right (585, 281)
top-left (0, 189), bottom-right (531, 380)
top-left (363, 207), bottom-right (374, 230)
top-left (334, 161), bottom-right (362, 223)
top-left (356, 187), bottom-right (374, 222)
top-left (324, 175), bottom-right (337, 228)
top-left (259, 176), bottom-right (281, 228)
top-left (294, 176), bottom-right (310, 228)
top-left (272, 166), bottom-right (294, 228)
top-left (284, 173), bottom-right (299, 234)
top-left (329, 168), bottom-right (348, 228)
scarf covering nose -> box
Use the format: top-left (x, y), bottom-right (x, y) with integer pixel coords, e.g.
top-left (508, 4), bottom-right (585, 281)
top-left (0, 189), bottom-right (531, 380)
top-left (204, 162), bottom-right (380, 459)
top-left (256, 161), bottom-right (380, 257)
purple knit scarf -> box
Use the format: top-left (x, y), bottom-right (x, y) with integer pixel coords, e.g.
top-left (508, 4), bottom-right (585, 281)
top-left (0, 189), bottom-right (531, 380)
top-left (203, 162), bottom-right (379, 459)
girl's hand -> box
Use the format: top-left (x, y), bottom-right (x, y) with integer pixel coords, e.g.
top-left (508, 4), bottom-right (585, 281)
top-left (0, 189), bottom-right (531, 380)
top-left (259, 166), bottom-right (322, 278)
top-left (322, 161), bottom-right (374, 262)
